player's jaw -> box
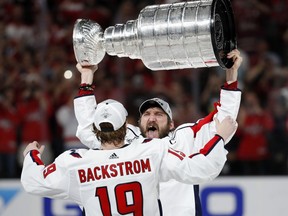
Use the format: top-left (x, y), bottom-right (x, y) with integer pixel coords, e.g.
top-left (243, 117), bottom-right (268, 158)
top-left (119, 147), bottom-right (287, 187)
top-left (139, 121), bottom-right (170, 139)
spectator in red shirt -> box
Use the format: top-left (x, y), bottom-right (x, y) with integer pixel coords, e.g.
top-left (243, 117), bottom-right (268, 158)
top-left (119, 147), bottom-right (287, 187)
top-left (236, 91), bottom-right (274, 175)
top-left (17, 76), bottom-right (53, 166)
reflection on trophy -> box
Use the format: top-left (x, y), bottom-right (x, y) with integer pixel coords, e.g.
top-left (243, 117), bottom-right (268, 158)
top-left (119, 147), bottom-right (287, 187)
top-left (73, 0), bottom-right (236, 70)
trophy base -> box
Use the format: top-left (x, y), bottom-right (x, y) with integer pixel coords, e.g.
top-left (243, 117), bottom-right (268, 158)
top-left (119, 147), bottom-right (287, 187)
top-left (211, 0), bottom-right (237, 69)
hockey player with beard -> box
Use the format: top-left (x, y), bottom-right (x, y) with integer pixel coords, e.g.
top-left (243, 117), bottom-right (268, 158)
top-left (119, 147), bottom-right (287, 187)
top-left (74, 49), bottom-right (243, 215)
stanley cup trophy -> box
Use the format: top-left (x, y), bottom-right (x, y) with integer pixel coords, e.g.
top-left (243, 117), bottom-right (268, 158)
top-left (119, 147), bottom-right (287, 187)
top-left (73, 0), bottom-right (237, 70)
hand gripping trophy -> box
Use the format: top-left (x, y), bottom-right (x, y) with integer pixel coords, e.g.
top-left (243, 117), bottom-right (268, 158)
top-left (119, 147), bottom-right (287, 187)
top-left (73, 0), bottom-right (237, 70)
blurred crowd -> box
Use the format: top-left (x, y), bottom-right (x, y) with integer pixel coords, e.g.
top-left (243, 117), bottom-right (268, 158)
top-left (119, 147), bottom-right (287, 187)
top-left (0, 0), bottom-right (287, 178)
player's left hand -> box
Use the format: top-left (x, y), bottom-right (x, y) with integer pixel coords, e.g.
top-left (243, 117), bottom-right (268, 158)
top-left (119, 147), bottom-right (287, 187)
top-left (226, 49), bottom-right (243, 83)
top-left (215, 116), bottom-right (238, 141)
top-left (23, 141), bottom-right (45, 157)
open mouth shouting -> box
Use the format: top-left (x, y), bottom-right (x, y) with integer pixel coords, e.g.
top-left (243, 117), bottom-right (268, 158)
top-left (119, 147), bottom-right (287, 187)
top-left (146, 124), bottom-right (159, 139)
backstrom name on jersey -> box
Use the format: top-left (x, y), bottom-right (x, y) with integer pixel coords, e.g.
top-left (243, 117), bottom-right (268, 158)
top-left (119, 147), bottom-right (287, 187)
top-left (78, 158), bottom-right (152, 183)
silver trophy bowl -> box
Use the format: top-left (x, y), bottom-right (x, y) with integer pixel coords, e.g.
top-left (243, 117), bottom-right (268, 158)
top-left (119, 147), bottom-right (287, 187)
top-left (73, 0), bottom-right (236, 70)
top-left (73, 19), bottom-right (105, 66)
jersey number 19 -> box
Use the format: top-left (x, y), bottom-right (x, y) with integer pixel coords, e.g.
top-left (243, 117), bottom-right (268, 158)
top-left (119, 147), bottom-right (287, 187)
top-left (96, 181), bottom-right (143, 216)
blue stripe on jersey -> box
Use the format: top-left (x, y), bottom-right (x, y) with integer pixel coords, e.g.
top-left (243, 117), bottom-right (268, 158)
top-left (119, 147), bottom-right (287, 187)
top-left (158, 199), bottom-right (163, 216)
top-left (70, 149), bottom-right (82, 158)
top-left (189, 135), bottom-right (222, 158)
top-left (199, 135), bottom-right (222, 156)
top-left (127, 127), bottom-right (140, 138)
top-left (194, 185), bottom-right (202, 216)
top-left (30, 150), bottom-right (44, 165)
top-left (170, 124), bottom-right (194, 140)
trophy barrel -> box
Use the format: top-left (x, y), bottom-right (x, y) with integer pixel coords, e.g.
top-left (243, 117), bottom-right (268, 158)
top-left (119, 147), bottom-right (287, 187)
top-left (136, 0), bottom-right (236, 70)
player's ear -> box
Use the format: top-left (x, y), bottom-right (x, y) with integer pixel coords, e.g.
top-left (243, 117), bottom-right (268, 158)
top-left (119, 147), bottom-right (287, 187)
top-left (169, 120), bottom-right (175, 130)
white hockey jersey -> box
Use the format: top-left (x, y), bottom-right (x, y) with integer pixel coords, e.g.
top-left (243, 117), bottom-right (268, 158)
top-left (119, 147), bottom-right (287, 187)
top-left (74, 87), bottom-right (241, 215)
top-left (21, 134), bottom-right (227, 216)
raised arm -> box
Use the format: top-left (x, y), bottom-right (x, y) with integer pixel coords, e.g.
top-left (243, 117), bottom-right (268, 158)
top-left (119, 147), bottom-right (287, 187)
top-left (225, 49), bottom-right (242, 84)
top-left (21, 141), bottom-right (70, 199)
top-left (74, 63), bottom-right (102, 149)
top-left (176, 50), bottom-right (242, 154)
top-left (215, 49), bottom-right (243, 121)
top-left (212, 49), bottom-right (242, 143)
top-left (162, 116), bottom-right (237, 184)
top-left (74, 64), bottom-right (141, 149)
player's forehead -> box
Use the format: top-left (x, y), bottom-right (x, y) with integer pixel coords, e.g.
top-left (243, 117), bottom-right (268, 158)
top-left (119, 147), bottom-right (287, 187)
top-left (142, 107), bottom-right (166, 115)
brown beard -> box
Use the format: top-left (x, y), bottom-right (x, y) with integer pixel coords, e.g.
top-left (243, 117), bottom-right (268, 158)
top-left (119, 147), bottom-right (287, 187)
top-left (139, 122), bottom-right (171, 139)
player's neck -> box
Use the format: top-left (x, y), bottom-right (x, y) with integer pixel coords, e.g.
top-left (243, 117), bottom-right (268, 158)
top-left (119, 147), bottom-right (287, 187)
top-left (100, 141), bottom-right (125, 150)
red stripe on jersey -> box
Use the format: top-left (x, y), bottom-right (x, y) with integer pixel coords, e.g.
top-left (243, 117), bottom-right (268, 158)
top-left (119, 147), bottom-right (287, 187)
top-left (142, 138), bottom-right (153, 143)
top-left (191, 104), bottom-right (219, 137)
top-left (70, 149), bottom-right (82, 158)
top-left (78, 84), bottom-right (95, 97)
top-left (30, 150), bottom-right (44, 165)
top-left (78, 90), bottom-right (94, 97)
top-left (189, 135), bottom-right (222, 158)
top-left (223, 81), bottom-right (238, 90)
top-left (168, 148), bottom-right (184, 160)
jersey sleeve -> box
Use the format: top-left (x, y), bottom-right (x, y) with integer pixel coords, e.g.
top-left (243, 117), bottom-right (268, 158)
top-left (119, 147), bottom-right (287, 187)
top-left (160, 134), bottom-right (227, 184)
top-left (210, 88), bottom-right (242, 143)
top-left (74, 95), bottom-right (100, 149)
top-left (172, 87), bottom-right (241, 153)
top-left (216, 87), bottom-right (241, 122)
top-left (21, 150), bottom-right (71, 200)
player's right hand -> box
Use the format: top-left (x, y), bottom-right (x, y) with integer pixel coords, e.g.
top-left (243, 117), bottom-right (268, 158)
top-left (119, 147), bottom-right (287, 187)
top-left (76, 63), bottom-right (98, 84)
top-left (215, 116), bottom-right (238, 141)
top-left (76, 63), bottom-right (98, 74)
top-left (23, 141), bottom-right (45, 157)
